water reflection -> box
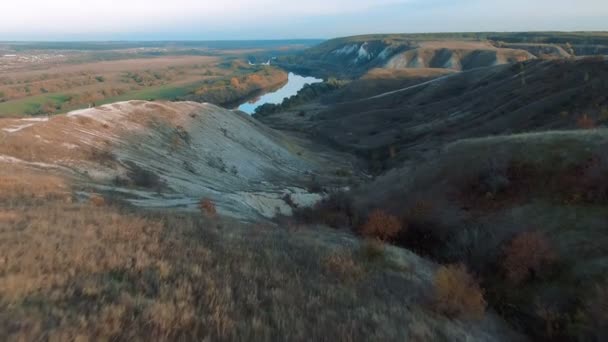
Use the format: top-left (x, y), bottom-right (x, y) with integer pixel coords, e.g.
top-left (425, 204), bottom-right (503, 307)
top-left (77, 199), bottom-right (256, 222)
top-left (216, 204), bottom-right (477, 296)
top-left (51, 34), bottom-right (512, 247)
top-left (237, 72), bottom-right (322, 114)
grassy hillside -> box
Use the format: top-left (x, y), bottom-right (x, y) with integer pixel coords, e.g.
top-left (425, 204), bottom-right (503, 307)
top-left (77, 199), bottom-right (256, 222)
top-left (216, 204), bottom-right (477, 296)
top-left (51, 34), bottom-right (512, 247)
top-left (295, 128), bottom-right (608, 340)
top-left (0, 163), bottom-right (522, 341)
top-left (277, 32), bottom-right (608, 78)
top-left (264, 57), bottom-right (608, 172)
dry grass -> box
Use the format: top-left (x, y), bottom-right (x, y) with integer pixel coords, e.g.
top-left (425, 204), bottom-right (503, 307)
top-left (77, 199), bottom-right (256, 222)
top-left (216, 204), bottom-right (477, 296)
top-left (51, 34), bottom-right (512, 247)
top-left (433, 264), bottom-right (487, 320)
top-left (359, 238), bottom-right (386, 261)
top-left (0, 165), bottom-right (70, 203)
top-left (323, 250), bottom-right (364, 282)
top-left (0, 170), bottom-right (499, 341)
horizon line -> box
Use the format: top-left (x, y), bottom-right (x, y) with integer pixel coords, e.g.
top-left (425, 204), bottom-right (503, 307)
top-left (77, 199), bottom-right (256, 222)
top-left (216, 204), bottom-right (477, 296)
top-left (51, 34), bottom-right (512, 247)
top-left (2, 30), bottom-right (608, 43)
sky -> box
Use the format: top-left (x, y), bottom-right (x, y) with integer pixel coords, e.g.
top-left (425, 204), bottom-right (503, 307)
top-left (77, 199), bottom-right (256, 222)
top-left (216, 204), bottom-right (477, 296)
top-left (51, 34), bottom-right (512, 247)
top-left (1, 0), bottom-right (607, 40)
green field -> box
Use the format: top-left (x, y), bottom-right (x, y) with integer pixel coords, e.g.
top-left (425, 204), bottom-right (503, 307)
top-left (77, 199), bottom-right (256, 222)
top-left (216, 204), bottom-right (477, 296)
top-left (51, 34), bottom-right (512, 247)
top-left (0, 83), bottom-right (203, 118)
top-left (0, 94), bottom-right (72, 117)
top-left (97, 83), bottom-right (202, 106)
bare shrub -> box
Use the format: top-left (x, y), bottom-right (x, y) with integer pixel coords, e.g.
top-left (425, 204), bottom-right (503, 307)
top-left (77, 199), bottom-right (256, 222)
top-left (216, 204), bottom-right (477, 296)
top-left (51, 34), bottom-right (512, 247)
top-left (199, 198), bottom-right (217, 218)
top-left (502, 231), bottom-right (557, 284)
top-left (360, 209), bottom-right (402, 241)
top-left (433, 264), bottom-right (486, 320)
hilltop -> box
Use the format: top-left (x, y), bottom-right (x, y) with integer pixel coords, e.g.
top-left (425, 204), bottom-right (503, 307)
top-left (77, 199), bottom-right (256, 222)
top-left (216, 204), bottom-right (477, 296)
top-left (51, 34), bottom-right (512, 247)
top-left (277, 32), bottom-right (608, 78)
top-left (0, 100), bottom-right (360, 219)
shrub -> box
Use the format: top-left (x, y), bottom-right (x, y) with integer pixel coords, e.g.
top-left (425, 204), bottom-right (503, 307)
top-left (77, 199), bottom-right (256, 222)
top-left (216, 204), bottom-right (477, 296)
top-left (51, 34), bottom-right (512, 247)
top-left (293, 191), bottom-right (357, 229)
top-left (88, 147), bottom-right (116, 167)
top-left (126, 162), bottom-right (164, 189)
top-left (577, 114), bottom-right (596, 129)
top-left (502, 231), bottom-right (556, 284)
top-left (443, 225), bottom-right (500, 272)
top-left (89, 194), bottom-right (106, 207)
top-left (360, 209), bottom-right (402, 241)
top-left (434, 264), bottom-right (486, 320)
top-left (199, 198), bottom-right (217, 218)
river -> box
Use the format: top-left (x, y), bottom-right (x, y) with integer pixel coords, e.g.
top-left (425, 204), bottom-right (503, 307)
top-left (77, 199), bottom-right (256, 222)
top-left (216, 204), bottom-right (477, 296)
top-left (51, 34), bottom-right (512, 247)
top-left (237, 72), bottom-right (322, 114)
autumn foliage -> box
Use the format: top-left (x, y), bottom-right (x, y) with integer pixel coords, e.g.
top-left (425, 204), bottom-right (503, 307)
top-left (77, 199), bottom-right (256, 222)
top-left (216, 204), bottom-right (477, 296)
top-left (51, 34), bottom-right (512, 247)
top-left (434, 264), bottom-right (487, 320)
top-left (360, 209), bottom-right (402, 241)
top-left (198, 198), bottom-right (217, 218)
top-left (502, 231), bottom-right (556, 284)
top-left (577, 114), bottom-right (596, 129)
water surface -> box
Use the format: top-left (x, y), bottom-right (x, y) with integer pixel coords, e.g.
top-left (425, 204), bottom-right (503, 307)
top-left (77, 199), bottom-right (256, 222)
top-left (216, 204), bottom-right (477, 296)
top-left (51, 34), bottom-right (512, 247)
top-left (237, 72), bottom-right (322, 114)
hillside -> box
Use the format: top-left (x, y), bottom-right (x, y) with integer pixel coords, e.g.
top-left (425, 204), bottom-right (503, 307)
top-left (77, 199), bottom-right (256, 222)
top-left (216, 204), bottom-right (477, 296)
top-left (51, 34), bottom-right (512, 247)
top-left (0, 100), bottom-right (357, 219)
top-left (260, 57), bottom-right (608, 171)
top-left (3, 31), bottom-right (608, 341)
top-left (0, 99), bottom-right (527, 341)
top-left (336, 129), bottom-right (608, 340)
top-left (253, 35), bottom-right (608, 340)
top-left (277, 32), bottom-right (608, 78)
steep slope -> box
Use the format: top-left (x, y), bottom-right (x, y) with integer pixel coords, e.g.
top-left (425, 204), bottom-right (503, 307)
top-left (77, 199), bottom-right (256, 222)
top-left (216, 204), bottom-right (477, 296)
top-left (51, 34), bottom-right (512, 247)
top-left (345, 129), bottom-right (608, 340)
top-left (384, 41), bottom-right (533, 71)
top-left (277, 32), bottom-right (608, 78)
top-left (279, 37), bottom-right (535, 78)
top-left (0, 100), bottom-right (357, 219)
top-left (266, 57), bottom-right (608, 170)
top-left (0, 169), bottom-right (525, 340)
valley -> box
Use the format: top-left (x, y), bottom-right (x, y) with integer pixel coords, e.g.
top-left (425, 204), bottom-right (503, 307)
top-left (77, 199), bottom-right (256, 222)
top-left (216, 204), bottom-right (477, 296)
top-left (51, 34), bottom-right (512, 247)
top-left (0, 40), bottom-right (318, 117)
top-left (1, 32), bottom-right (608, 341)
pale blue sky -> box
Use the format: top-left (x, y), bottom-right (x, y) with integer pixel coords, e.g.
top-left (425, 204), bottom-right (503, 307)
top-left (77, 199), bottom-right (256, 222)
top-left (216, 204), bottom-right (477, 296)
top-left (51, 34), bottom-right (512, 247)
top-left (1, 0), bottom-right (607, 40)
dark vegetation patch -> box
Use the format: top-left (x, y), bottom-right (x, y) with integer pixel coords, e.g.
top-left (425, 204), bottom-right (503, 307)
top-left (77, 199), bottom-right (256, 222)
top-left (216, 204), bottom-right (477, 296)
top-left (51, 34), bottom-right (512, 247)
top-left (253, 78), bottom-right (347, 117)
top-left (290, 58), bottom-right (608, 174)
top-left (292, 129), bottom-right (608, 340)
top-left (124, 161), bottom-right (165, 190)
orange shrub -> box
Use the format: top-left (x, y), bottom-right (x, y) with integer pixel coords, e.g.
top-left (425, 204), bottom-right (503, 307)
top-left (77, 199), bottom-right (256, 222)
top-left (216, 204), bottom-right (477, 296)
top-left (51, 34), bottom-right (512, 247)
top-left (502, 231), bottom-right (556, 284)
top-left (434, 264), bottom-right (486, 320)
top-left (89, 195), bottom-right (106, 207)
top-left (577, 114), bottom-right (596, 129)
top-left (360, 209), bottom-right (402, 241)
top-left (198, 198), bottom-right (217, 218)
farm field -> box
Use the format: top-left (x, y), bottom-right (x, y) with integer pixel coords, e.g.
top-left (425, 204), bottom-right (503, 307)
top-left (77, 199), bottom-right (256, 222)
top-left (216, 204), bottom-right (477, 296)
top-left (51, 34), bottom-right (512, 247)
top-left (0, 41), bottom-right (316, 117)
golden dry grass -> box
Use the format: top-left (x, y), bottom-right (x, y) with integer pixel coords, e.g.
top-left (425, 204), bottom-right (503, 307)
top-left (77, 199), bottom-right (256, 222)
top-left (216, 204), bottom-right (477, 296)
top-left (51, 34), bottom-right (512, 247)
top-left (433, 264), bottom-right (486, 320)
top-left (0, 167), bottom-right (466, 341)
top-left (323, 250), bottom-right (364, 282)
top-left (0, 56), bottom-right (219, 102)
top-left (0, 165), bottom-right (70, 202)
top-left (0, 162), bottom-right (522, 341)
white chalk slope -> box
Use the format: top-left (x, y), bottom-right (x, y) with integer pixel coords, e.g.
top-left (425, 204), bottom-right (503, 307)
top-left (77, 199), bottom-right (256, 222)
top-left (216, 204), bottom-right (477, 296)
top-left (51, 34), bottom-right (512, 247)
top-left (0, 101), bottom-right (354, 219)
